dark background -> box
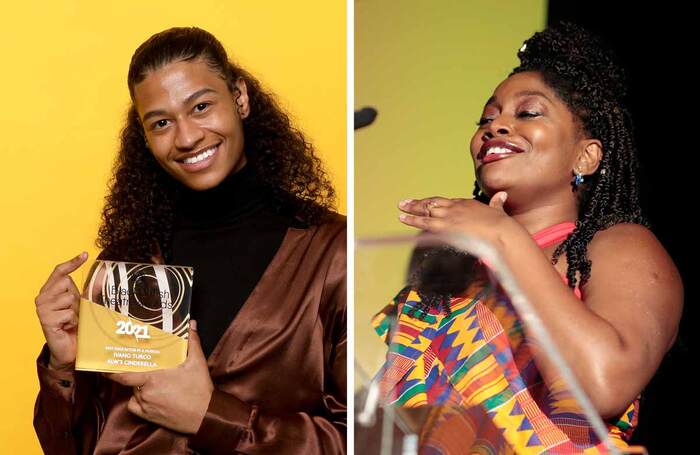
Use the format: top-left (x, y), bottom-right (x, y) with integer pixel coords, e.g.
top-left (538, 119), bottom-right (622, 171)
top-left (549, 1), bottom-right (694, 451)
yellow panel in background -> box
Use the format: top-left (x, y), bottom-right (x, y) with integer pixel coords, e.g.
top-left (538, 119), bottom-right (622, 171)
top-left (354, 0), bottom-right (546, 389)
top-left (0, 1), bottom-right (345, 452)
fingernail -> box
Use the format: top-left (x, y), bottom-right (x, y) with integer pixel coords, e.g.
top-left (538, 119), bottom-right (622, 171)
top-left (399, 199), bottom-right (413, 207)
top-left (79, 252), bottom-right (87, 260)
top-left (190, 320), bottom-right (198, 331)
top-left (399, 214), bottom-right (408, 221)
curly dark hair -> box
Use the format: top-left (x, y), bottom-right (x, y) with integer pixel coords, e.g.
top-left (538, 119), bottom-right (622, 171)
top-left (410, 20), bottom-right (650, 320)
top-left (96, 27), bottom-right (336, 263)
top-left (404, 245), bottom-right (479, 320)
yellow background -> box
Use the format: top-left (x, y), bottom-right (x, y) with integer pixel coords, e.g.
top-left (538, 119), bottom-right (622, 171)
top-left (354, 0), bottom-right (546, 386)
top-left (0, 1), bottom-right (345, 452)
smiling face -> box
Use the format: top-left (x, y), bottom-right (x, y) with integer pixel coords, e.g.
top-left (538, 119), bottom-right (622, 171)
top-left (469, 70), bottom-right (602, 207)
top-left (133, 58), bottom-right (250, 191)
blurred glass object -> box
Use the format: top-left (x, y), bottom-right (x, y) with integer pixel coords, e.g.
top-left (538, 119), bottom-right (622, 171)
top-left (355, 232), bottom-right (647, 455)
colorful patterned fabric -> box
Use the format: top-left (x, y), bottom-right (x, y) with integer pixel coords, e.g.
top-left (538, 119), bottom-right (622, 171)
top-left (370, 221), bottom-right (640, 454)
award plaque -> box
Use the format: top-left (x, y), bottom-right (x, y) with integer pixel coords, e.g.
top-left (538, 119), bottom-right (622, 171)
top-left (75, 260), bottom-right (193, 373)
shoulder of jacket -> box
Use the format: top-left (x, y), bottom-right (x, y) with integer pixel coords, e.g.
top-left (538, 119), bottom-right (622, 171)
top-left (313, 212), bottom-right (347, 240)
top-left (322, 212), bottom-right (347, 230)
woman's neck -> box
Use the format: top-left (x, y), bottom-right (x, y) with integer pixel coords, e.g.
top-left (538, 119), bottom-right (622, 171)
top-left (503, 190), bottom-right (579, 235)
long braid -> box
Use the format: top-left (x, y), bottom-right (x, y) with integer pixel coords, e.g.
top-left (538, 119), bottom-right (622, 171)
top-left (474, 20), bottom-right (651, 293)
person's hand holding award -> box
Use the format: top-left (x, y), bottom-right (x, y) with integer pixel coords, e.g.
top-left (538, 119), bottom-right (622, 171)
top-left (34, 251), bottom-right (90, 371)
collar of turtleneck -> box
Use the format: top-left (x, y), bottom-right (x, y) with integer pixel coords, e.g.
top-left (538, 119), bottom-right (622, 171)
top-left (173, 164), bottom-right (271, 230)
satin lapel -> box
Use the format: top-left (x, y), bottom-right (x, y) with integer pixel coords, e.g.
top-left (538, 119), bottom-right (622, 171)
top-left (204, 225), bottom-right (307, 375)
top-left (148, 229), bottom-right (305, 376)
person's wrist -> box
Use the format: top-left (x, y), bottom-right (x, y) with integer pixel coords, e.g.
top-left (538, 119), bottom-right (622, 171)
top-left (189, 385), bottom-right (215, 434)
top-left (494, 216), bottom-right (523, 253)
top-left (47, 354), bottom-right (75, 372)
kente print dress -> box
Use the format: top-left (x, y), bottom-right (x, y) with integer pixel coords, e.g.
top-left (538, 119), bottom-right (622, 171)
top-left (371, 221), bottom-right (640, 454)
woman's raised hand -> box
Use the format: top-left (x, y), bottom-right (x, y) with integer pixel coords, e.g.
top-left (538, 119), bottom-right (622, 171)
top-left (34, 252), bottom-right (89, 371)
top-left (397, 192), bottom-right (513, 247)
top-left (399, 191), bottom-right (522, 253)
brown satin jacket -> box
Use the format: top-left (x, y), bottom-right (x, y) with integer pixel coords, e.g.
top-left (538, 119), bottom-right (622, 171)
top-left (33, 216), bottom-right (347, 454)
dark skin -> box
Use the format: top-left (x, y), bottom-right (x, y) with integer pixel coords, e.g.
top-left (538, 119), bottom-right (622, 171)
top-left (101, 58), bottom-right (257, 433)
top-left (135, 57), bottom-right (250, 191)
top-left (34, 58), bottom-right (253, 434)
top-left (397, 71), bottom-right (684, 419)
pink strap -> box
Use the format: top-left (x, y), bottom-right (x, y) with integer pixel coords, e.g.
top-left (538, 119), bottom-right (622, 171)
top-left (478, 220), bottom-right (581, 299)
top-left (532, 221), bottom-right (576, 248)
top-left (532, 221), bottom-right (581, 298)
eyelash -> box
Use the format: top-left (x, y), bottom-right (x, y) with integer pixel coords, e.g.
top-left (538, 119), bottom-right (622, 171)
top-left (194, 102), bottom-right (210, 113)
top-left (475, 111), bottom-right (540, 127)
top-left (151, 102), bottom-right (211, 130)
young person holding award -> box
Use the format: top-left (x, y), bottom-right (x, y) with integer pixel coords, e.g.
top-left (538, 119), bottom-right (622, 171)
top-left (33, 27), bottom-right (346, 454)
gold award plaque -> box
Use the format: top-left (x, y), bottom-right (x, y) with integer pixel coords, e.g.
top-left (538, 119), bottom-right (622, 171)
top-left (75, 260), bottom-right (193, 373)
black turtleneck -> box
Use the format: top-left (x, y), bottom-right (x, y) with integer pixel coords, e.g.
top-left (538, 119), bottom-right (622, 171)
top-left (170, 164), bottom-right (293, 358)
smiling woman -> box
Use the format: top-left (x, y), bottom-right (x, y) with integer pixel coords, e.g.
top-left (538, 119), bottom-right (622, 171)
top-left (469, 69), bottom-right (603, 224)
top-left (32, 27), bottom-right (346, 454)
top-left (371, 20), bottom-right (683, 454)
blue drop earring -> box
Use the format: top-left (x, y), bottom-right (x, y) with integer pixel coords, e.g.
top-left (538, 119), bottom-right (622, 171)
top-left (572, 168), bottom-right (584, 191)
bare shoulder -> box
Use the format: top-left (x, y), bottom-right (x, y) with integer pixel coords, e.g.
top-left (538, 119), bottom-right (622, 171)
top-left (587, 223), bottom-right (679, 283)
top-left (584, 222), bottom-right (684, 352)
top-left (589, 222), bottom-right (664, 253)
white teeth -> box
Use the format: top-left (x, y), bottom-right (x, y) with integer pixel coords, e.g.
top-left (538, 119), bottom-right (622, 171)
top-left (485, 146), bottom-right (519, 156)
top-left (183, 145), bottom-right (217, 164)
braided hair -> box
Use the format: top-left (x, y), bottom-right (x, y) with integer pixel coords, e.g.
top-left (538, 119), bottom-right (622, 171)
top-left (405, 244), bottom-right (482, 319)
top-left (410, 21), bottom-right (650, 321)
